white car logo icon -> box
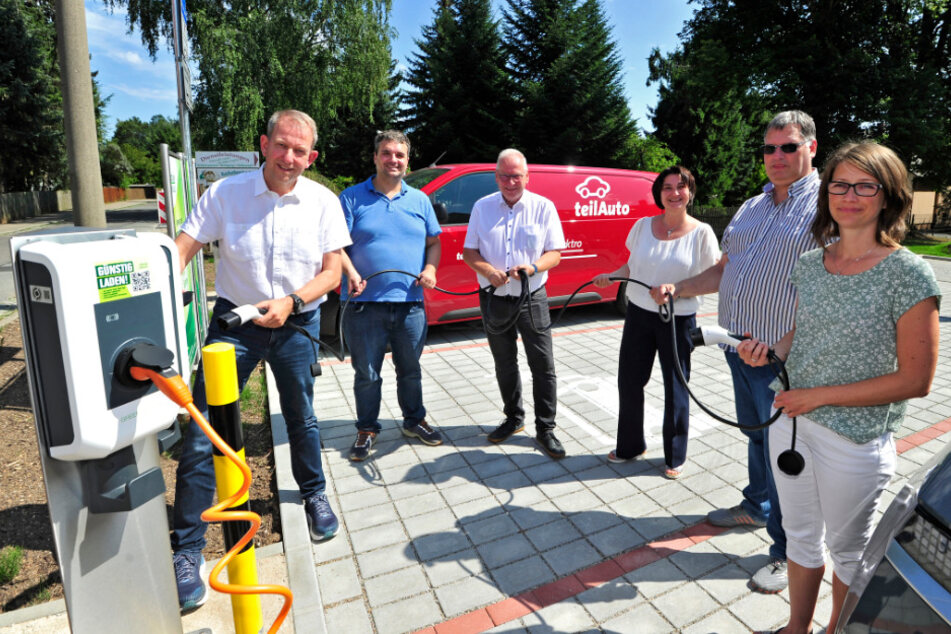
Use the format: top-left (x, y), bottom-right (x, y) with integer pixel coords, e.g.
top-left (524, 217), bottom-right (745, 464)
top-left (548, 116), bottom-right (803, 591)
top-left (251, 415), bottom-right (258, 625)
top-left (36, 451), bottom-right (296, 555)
top-left (575, 176), bottom-right (610, 199)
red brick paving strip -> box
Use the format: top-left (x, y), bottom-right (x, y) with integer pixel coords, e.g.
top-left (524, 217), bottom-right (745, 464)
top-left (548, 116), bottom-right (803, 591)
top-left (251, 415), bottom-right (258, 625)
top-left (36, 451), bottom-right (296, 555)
top-left (412, 418), bottom-right (951, 634)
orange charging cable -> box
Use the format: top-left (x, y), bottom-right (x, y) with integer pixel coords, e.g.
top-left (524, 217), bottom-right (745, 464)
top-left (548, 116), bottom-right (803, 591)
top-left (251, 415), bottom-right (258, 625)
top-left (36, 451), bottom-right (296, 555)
top-left (131, 366), bottom-right (293, 633)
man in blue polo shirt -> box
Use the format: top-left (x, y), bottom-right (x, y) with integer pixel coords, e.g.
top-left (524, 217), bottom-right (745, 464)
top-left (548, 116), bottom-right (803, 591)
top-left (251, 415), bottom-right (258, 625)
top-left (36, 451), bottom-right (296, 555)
top-left (339, 130), bottom-right (443, 461)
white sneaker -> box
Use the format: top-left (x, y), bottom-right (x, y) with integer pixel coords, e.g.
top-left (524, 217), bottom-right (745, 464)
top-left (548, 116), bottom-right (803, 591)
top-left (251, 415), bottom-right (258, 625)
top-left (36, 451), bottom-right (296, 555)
top-left (750, 558), bottom-right (788, 594)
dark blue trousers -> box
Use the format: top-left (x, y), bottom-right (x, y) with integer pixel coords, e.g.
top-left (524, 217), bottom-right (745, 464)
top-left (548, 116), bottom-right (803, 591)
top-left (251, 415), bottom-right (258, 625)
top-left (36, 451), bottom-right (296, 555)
top-left (616, 302), bottom-right (695, 469)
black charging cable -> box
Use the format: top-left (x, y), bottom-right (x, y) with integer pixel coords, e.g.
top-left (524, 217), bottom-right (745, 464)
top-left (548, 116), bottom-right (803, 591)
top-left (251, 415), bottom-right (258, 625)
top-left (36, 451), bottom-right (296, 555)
top-left (214, 269), bottom-right (489, 377)
top-left (555, 276), bottom-right (804, 476)
top-left (660, 287), bottom-right (803, 476)
top-left (216, 304), bottom-right (341, 377)
top-left (480, 269), bottom-right (555, 336)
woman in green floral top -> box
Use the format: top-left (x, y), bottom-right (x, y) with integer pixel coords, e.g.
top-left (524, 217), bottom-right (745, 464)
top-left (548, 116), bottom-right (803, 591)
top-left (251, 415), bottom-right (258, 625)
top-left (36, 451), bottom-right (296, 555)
top-left (738, 142), bottom-right (940, 634)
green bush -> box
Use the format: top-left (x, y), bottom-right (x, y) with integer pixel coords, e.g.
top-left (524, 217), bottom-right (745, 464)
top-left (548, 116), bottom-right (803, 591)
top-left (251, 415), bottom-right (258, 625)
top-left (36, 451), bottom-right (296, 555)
top-left (0, 545), bottom-right (24, 584)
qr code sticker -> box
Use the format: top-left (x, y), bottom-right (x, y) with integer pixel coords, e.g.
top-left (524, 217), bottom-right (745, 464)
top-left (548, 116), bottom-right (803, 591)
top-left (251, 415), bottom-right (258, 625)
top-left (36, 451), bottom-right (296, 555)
top-left (131, 270), bottom-right (151, 292)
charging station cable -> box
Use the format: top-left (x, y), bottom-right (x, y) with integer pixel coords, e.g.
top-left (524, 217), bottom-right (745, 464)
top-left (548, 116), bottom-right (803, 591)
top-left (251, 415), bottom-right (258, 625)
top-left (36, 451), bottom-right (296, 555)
top-left (122, 344), bottom-right (293, 634)
top-left (559, 277), bottom-right (804, 476)
top-left (216, 269), bottom-right (490, 367)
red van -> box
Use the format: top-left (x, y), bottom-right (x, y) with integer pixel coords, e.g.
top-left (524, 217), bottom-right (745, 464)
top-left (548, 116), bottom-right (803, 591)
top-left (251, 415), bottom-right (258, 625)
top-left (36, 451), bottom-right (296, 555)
top-left (402, 163), bottom-right (661, 325)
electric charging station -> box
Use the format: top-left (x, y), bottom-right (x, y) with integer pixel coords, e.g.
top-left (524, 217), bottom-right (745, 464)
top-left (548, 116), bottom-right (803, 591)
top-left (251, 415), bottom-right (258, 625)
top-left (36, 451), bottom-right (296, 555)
top-left (11, 228), bottom-right (189, 633)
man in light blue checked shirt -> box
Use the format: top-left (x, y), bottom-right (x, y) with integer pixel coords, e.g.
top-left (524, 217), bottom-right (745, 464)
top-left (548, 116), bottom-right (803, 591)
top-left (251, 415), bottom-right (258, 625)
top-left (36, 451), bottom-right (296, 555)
top-left (652, 110), bottom-right (821, 594)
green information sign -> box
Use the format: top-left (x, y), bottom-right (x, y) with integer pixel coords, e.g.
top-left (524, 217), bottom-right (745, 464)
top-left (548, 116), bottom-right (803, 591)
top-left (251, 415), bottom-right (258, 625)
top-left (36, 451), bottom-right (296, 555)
top-left (162, 147), bottom-right (207, 376)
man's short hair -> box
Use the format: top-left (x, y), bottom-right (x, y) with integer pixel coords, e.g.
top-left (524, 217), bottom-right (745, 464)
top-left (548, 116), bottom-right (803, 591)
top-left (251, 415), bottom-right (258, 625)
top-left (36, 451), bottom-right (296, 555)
top-left (496, 148), bottom-right (527, 171)
top-left (766, 110), bottom-right (816, 142)
top-left (374, 130), bottom-right (411, 155)
top-left (267, 110), bottom-right (318, 149)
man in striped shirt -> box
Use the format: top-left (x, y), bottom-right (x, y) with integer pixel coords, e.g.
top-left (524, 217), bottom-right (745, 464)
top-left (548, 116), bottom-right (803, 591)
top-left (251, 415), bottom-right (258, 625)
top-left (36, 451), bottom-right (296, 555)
top-left (652, 110), bottom-right (820, 594)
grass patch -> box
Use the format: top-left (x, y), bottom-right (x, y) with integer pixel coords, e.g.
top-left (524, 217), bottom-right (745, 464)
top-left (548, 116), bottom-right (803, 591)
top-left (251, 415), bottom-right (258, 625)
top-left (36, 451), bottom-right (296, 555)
top-left (903, 238), bottom-right (951, 258)
top-left (27, 584), bottom-right (52, 606)
top-left (0, 545), bottom-right (24, 584)
top-left (240, 364), bottom-right (268, 423)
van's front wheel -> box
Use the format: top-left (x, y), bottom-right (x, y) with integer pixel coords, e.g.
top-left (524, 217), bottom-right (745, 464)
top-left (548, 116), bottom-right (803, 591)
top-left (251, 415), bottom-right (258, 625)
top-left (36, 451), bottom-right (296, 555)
top-left (615, 282), bottom-right (628, 316)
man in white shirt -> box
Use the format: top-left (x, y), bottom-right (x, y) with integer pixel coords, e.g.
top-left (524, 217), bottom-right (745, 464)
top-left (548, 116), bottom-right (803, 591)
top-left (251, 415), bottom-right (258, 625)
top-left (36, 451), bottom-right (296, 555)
top-left (463, 149), bottom-right (567, 459)
top-left (170, 109), bottom-right (351, 611)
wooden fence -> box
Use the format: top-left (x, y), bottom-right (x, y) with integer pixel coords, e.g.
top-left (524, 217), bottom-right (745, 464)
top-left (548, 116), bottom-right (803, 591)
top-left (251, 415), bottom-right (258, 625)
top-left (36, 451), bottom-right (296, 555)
top-left (693, 206), bottom-right (740, 238)
top-left (0, 188), bottom-right (136, 223)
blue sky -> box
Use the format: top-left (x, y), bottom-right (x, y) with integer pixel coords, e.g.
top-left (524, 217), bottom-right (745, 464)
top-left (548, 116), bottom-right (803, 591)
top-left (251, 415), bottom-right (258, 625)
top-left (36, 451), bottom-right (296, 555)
top-left (86, 0), bottom-right (695, 139)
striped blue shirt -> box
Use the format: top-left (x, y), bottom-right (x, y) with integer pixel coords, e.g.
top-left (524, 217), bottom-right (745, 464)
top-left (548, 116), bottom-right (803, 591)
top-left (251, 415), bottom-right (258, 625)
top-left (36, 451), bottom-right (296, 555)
top-left (718, 170), bottom-right (820, 346)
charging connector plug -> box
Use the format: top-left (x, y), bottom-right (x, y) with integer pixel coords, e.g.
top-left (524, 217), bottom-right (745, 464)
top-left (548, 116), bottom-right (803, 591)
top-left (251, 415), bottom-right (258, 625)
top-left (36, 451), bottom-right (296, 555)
top-left (689, 325), bottom-right (748, 348)
top-left (218, 305), bottom-right (267, 330)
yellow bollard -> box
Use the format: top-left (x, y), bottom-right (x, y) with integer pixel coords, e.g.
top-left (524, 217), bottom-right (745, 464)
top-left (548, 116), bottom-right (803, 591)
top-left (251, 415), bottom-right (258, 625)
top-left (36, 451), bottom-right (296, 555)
top-left (202, 342), bottom-right (263, 634)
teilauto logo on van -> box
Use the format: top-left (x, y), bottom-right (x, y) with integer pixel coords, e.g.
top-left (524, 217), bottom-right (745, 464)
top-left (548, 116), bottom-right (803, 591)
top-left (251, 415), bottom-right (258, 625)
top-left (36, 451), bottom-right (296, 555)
top-left (574, 176), bottom-right (630, 217)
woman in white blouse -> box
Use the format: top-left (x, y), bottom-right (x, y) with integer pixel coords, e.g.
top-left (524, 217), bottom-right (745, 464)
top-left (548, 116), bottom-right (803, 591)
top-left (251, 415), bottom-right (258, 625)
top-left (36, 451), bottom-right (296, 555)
top-left (594, 166), bottom-right (720, 478)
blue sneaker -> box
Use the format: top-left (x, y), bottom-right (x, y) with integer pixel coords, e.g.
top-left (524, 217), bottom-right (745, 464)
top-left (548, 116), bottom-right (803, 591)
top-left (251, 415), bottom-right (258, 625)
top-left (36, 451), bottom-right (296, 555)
top-left (304, 493), bottom-right (339, 542)
top-left (173, 551), bottom-right (207, 612)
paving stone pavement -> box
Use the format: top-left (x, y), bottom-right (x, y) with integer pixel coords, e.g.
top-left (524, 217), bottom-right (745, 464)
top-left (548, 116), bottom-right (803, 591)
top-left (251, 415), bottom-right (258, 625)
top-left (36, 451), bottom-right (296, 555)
top-left (303, 256), bottom-right (951, 634)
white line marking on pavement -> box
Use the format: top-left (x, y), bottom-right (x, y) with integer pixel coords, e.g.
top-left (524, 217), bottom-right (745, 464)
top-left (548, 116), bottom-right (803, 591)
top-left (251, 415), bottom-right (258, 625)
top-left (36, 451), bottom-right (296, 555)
top-left (559, 406), bottom-right (614, 445)
top-left (559, 373), bottom-right (727, 449)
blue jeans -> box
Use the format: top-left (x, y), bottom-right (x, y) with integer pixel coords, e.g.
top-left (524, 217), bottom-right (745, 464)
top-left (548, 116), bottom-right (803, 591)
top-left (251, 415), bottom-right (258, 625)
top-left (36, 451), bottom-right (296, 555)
top-left (725, 351), bottom-right (786, 561)
top-left (171, 298), bottom-right (327, 554)
top-left (344, 301), bottom-right (427, 432)
top-left (616, 303), bottom-right (694, 469)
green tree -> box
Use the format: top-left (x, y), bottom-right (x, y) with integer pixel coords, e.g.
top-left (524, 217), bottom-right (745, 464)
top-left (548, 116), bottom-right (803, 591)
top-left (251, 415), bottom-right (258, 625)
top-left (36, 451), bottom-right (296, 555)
top-left (628, 133), bottom-right (679, 174)
top-left (111, 115), bottom-right (181, 184)
top-left (106, 0), bottom-right (394, 167)
top-left (99, 142), bottom-right (134, 186)
top-left (318, 58), bottom-right (401, 179)
top-left (402, 0), bottom-right (514, 165)
top-left (503, 0), bottom-right (637, 167)
top-left (0, 0), bottom-right (64, 192)
top-left (649, 0), bottom-right (951, 203)
top-left (647, 21), bottom-right (766, 205)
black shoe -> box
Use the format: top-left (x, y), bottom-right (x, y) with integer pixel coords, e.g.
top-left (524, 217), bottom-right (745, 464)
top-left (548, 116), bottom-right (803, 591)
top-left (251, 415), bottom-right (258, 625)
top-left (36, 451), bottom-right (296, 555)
top-left (488, 418), bottom-right (524, 443)
top-left (537, 431), bottom-right (566, 459)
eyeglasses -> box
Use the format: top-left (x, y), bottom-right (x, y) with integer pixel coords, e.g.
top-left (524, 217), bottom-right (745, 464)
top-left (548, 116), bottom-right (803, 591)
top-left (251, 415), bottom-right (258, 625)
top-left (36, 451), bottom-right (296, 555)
top-left (827, 181), bottom-right (884, 197)
top-left (498, 173), bottom-right (527, 182)
top-left (759, 141), bottom-right (807, 155)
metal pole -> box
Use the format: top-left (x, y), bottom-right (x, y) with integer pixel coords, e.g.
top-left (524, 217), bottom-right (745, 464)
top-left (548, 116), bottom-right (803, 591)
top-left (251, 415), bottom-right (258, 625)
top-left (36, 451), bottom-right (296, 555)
top-left (54, 0), bottom-right (106, 227)
top-left (160, 144), bottom-right (175, 240)
top-left (171, 0), bottom-right (194, 170)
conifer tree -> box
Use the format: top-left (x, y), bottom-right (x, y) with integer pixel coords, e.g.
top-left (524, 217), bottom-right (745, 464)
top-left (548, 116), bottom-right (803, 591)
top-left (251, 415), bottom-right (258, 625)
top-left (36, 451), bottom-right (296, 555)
top-left (402, 0), bottom-right (514, 165)
top-left (0, 0), bottom-right (64, 192)
top-left (503, 0), bottom-right (637, 167)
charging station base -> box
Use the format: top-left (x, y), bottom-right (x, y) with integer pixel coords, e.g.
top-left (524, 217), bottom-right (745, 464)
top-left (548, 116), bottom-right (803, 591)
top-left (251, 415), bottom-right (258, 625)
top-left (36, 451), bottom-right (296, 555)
top-left (42, 437), bottom-right (182, 633)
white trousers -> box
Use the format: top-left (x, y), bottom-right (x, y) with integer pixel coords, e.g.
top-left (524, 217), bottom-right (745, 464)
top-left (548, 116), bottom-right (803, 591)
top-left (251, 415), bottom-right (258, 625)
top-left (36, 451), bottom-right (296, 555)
top-left (769, 414), bottom-right (896, 585)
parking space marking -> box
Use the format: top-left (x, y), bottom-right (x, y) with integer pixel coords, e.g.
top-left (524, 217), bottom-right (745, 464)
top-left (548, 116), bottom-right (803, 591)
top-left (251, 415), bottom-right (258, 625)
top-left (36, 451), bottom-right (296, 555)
top-left (559, 373), bottom-right (727, 448)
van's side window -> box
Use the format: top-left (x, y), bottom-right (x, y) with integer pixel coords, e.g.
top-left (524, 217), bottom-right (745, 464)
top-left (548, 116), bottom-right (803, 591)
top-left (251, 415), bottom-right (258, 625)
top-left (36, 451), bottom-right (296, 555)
top-left (431, 172), bottom-right (497, 224)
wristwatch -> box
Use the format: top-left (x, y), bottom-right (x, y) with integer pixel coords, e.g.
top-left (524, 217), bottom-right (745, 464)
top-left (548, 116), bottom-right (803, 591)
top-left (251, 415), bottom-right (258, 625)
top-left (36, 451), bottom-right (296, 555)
top-left (289, 293), bottom-right (304, 315)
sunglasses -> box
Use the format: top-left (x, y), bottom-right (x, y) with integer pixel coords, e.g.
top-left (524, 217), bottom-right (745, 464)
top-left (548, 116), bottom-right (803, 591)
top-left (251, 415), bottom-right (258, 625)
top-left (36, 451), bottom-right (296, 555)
top-left (759, 141), bottom-right (808, 155)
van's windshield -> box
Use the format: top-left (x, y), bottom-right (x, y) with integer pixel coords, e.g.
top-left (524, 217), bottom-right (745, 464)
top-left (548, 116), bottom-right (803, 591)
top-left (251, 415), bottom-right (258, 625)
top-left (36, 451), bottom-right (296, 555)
top-left (404, 168), bottom-right (449, 190)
